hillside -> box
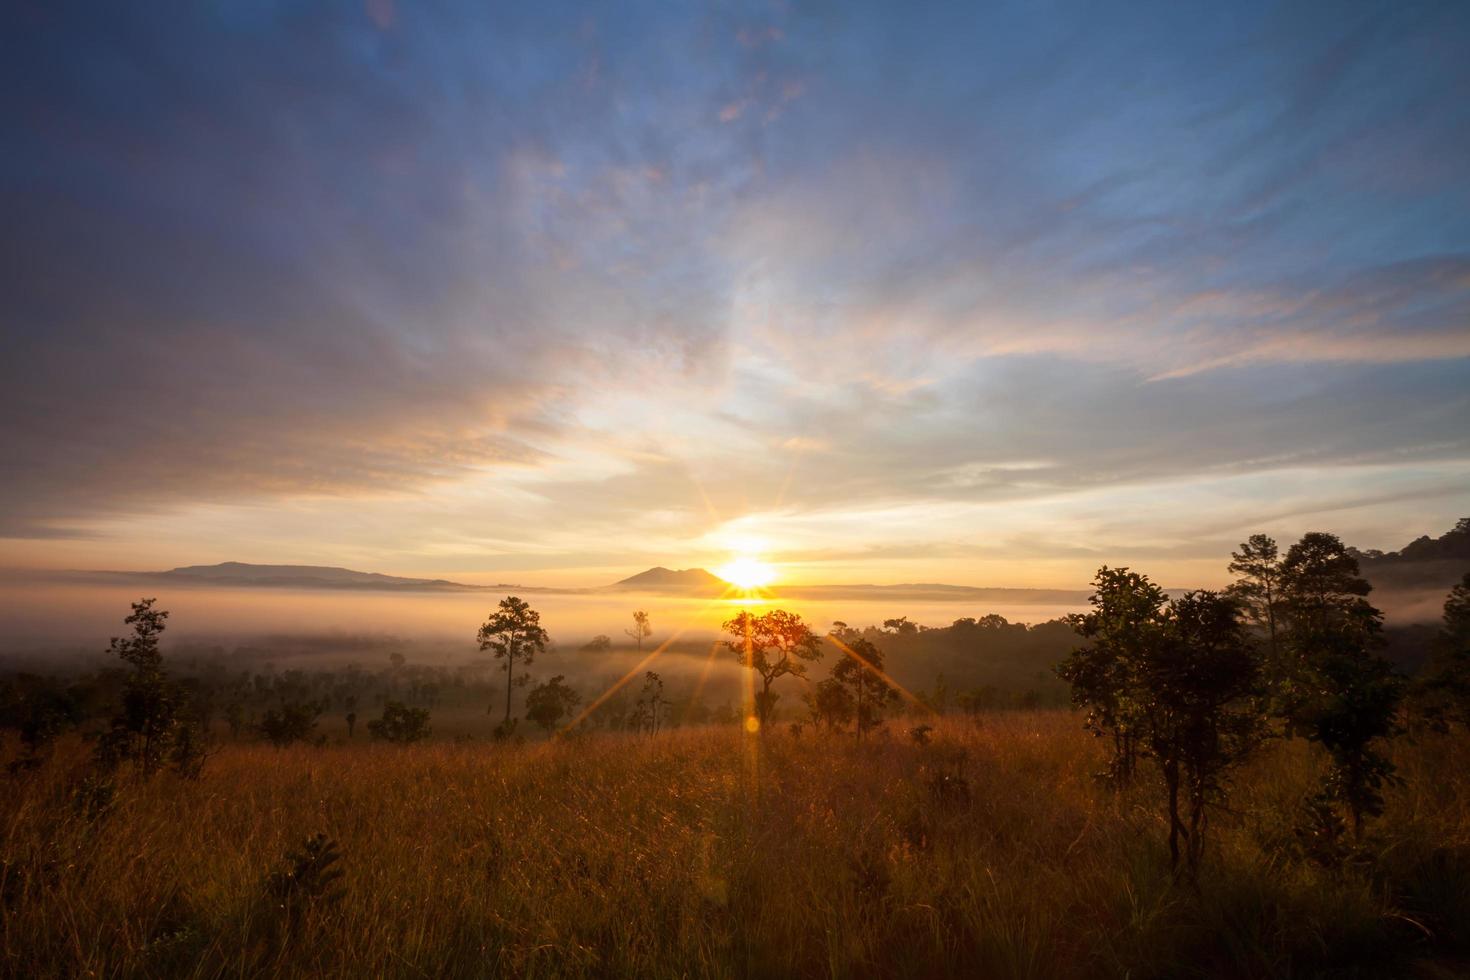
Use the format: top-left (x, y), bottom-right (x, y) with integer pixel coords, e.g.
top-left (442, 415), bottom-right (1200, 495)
top-left (608, 566), bottom-right (731, 593)
top-left (106, 562), bottom-right (504, 592)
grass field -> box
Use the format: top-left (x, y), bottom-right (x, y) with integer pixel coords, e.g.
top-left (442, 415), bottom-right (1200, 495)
top-left (4, 712), bottom-right (1469, 978)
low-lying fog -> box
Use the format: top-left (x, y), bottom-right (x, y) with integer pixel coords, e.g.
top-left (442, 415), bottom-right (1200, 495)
top-left (0, 578), bottom-right (1087, 658)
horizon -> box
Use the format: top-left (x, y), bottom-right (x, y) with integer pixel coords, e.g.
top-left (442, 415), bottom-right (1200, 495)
top-left (3, 2), bottom-right (1469, 596)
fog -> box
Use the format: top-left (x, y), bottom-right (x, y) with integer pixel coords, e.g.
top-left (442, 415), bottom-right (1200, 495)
top-left (0, 578), bottom-right (1088, 658)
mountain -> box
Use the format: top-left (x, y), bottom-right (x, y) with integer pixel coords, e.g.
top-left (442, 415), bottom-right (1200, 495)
top-left (102, 562), bottom-right (507, 592)
top-left (608, 567), bottom-right (731, 594)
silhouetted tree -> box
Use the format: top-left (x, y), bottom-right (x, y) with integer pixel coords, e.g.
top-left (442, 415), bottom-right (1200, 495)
top-left (1057, 568), bottom-right (1168, 785)
top-left (256, 699), bottom-right (324, 746)
top-left (525, 675), bottom-right (581, 734)
top-left (882, 616), bottom-right (918, 636)
top-left (1140, 591), bottom-right (1268, 875)
top-left (477, 597), bottom-right (549, 727)
top-left (345, 711), bottom-right (357, 738)
top-left (804, 677), bottom-right (855, 731)
top-left (1278, 532), bottom-right (1404, 838)
top-left (625, 611), bottom-right (653, 651)
top-left (368, 700), bottom-right (431, 743)
top-left (96, 598), bottom-right (182, 775)
top-left (723, 609), bottom-right (823, 729)
top-left (1413, 572), bottom-right (1470, 731)
top-left (581, 634), bottom-right (613, 653)
top-left (1228, 533), bottom-right (1283, 671)
top-left (830, 636), bottom-right (899, 741)
top-left (634, 671), bottom-right (669, 734)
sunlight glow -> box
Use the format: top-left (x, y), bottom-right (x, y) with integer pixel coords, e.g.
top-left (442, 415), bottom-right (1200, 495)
top-left (715, 555), bottom-right (777, 590)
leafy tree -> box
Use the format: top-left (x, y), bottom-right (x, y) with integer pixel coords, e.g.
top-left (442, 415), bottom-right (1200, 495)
top-left (1056, 568), bottom-right (1168, 785)
top-left (1278, 532), bottom-right (1404, 838)
top-left (525, 675), bottom-right (582, 734)
top-left (723, 609), bottom-right (823, 729)
top-left (477, 596), bottom-right (549, 727)
top-left (830, 636), bottom-right (899, 741)
top-left (1139, 591), bottom-right (1268, 874)
top-left (804, 677), bottom-right (855, 731)
top-left (1227, 534), bottom-right (1283, 670)
top-left (368, 700), bottom-right (431, 743)
top-left (1416, 573), bottom-right (1470, 730)
top-left (625, 611), bottom-right (653, 651)
top-left (345, 711), bottom-right (357, 738)
top-left (581, 634), bottom-right (613, 653)
top-left (882, 616), bottom-right (918, 636)
top-left (256, 699), bottom-right (325, 746)
top-left (96, 598), bottom-right (183, 775)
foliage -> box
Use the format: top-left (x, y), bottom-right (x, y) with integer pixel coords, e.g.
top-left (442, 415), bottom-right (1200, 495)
top-left (94, 598), bottom-right (186, 776)
top-left (1227, 533), bottom-right (1283, 671)
top-left (256, 700), bottom-right (325, 747)
top-left (830, 635), bottom-right (899, 740)
top-left (1277, 532), bottom-right (1404, 839)
top-left (266, 833), bottom-right (345, 916)
top-left (581, 634), bottom-right (613, 653)
top-left (1138, 590), bottom-right (1268, 874)
top-left (1415, 572), bottom-right (1470, 730)
top-left (722, 608), bottom-right (822, 728)
top-left (367, 700), bottom-right (431, 744)
top-left (1056, 567), bottom-right (1168, 785)
top-left (803, 677), bottom-right (854, 731)
top-left (477, 597), bottom-right (550, 726)
top-left (524, 675), bottom-right (581, 734)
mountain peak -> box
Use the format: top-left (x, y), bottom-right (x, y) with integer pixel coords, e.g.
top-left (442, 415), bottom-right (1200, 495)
top-left (610, 567), bottom-right (730, 594)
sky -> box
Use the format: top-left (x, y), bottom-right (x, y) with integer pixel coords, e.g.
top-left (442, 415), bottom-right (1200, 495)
top-left (2, 0), bottom-right (1469, 590)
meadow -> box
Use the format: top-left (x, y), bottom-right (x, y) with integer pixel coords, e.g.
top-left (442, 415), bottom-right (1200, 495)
top-left (5, 713), bottom-right (1469, 979)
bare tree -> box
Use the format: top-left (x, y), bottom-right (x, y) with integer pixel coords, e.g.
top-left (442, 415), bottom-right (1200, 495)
top-left (625, 611), bottom-right (653, 651)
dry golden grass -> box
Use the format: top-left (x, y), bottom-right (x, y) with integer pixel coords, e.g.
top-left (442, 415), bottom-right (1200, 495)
top-left (3, 712), bottom-right (1469, 978)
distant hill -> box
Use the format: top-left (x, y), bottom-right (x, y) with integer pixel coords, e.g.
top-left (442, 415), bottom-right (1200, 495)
top-left (100, 562), bottom-right (512, 592)
top-left (1354, 518), bottom-right (1470, 592)
top-left (609, 567), bottom-right (731, 594)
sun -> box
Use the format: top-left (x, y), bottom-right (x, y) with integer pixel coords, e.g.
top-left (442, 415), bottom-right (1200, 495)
top-left (716, 555), bottom-right (777, 591)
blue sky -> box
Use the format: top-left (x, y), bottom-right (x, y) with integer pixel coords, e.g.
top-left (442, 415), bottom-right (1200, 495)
top-left (2, 0), bottom-right (1468, 586)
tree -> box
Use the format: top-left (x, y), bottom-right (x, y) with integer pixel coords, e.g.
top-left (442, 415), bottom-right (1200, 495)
top-left (1277, 532), bottom-right (1404, 839)
top-left (830, 636), bottom-right (899, 741)
top-left (634, 671), bottom-right (670, 734)
top-left (1056, 568), bottom-right (1168, 785)
top-left (1227, 534), bottom-right (1283, 670)
top-left (368, 700), bottom-right (431, 743)
top-left (96, 598), bottom-right (183, 775)
top-left (625, 611), bottom-right (653, 651)
top-left (1417, 573), bottom-right (1470, 729)
top-left (723, 609), bottom-right (822, 729)
top-left (477, 597), bottom-right (549, 727)
top-left (525, 675), bottom-right (582, 734)
top-left (256, 699), bottom-right (324, 746)
top-left (882, 616), bottom-right (918, 636)
top-left (581, 634), bottom-right (613, 653)
top-left (804, 678), bottom-right (855, 731)
top-left (1139, 591), bottom-right (1268, 875)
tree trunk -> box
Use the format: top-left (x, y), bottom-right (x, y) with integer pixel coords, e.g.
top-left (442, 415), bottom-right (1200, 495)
top-left (504, 651), bottom-right (515, 725)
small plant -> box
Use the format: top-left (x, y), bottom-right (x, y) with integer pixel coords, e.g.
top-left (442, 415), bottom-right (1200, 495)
top-left (908, 724), bottom-right (934, 746)
top-left (267, 833), bottom-right (345, 917)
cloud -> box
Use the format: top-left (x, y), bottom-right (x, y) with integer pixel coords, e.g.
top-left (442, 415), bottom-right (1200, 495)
top-left (0, 0), bottom-right (1467, 577)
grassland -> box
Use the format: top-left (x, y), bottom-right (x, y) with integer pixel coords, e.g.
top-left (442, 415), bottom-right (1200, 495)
top-left (4, 713), bottom-right (1470, 978)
